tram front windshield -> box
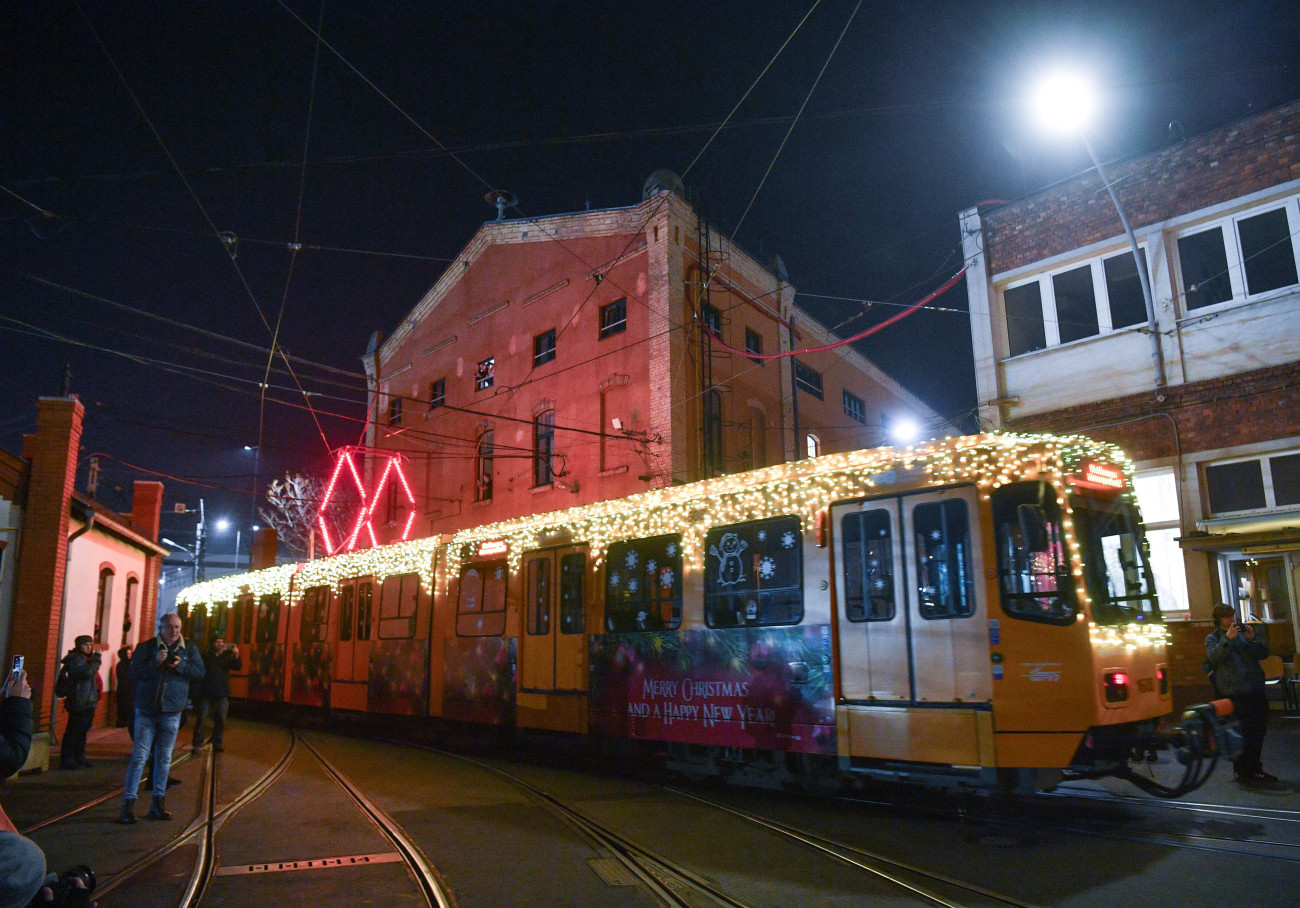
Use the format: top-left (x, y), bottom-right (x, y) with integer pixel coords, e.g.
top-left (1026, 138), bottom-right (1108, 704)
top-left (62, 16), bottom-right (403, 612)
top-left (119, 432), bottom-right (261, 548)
top-left (1070, 492), bottom-right (1160, 626)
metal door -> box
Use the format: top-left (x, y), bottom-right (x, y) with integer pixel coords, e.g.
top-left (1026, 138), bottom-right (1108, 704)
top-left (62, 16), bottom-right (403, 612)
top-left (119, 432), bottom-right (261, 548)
top-left (833, 486), bottom-right (990, 704)
top-left (520, 547), bottom-right (589, 692)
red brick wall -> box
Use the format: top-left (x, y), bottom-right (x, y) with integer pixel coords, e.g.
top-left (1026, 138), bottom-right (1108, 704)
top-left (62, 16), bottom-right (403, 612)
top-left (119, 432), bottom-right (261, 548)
top-left (983, 101), bottom-right (1300, 273)
top-left (1006, 360), bottom-right (1300, 461)
top-left (11, 397), bottom-right (83, 730)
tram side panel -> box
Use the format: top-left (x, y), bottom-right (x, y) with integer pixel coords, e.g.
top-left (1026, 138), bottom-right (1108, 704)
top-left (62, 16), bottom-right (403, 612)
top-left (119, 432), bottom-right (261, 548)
top-left (288, 585), bottom-right (332, 707)
top-left (588, 520), bottom-right (837, 756)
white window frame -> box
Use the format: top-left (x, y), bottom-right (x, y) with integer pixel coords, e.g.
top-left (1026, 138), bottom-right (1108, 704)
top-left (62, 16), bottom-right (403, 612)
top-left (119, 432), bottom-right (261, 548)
top-left (1001, 245), bottom-right (1149, 355)
top-left (1175, 195), bottom-right (1300, 316)
top-left (1203, 447), bottom-right (1300, 517)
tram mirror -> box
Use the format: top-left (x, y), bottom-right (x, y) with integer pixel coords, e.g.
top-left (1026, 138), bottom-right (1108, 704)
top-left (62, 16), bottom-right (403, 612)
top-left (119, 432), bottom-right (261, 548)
top-left (1017, 504), bottom-right (1050, 553)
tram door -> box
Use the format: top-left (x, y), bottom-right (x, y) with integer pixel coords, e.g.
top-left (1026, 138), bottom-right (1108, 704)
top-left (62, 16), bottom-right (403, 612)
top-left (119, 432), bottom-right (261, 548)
top-left (331, 578), bottom-right (373, 711)
top-left (520, 547), bottom-right (588, 691)
top-left (833, 487), bottom-right (990, 704)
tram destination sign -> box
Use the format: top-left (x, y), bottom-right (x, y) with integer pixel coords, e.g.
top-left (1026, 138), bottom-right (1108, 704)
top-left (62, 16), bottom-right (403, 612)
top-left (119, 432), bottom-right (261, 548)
top-left (1069, 460), bottom-right (1126, 492)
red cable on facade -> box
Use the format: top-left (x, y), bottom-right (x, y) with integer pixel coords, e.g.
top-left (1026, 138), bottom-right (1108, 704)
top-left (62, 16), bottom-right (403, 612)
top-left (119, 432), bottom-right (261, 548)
top-left (704, 267), bottom-right (967, 360)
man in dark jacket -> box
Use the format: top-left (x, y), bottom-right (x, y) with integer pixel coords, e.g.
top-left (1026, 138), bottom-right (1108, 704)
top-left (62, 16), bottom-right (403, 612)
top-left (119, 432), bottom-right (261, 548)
top-left (192, 637), bottom-right (240, 752)
top-left (119, 613), bottom-right (203, 824)
top-left (1, 667), bottom-right (48, 908)
top-left (1206, 604), bottom-right (1277, 784)
top-left (58, 635), bottom-right (102, 770)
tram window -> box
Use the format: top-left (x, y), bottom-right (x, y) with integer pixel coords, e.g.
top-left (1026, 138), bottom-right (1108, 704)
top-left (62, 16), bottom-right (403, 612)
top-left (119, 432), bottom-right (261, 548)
top-left (356, 582), bottom-right (373, 641)
top-left (913, 500), bottom-right (974, 619)
top-left (841, 509), bottom-right (894, 621)
top-left (527, 558), bottom-right (551, 635)
top-left (1071, 495), bottom-right (1159, 625)
top-left (213, 602), bottom-right (229, 638)
top-left (606, 534), bottom-right (683, 632)
top-left (992, 482), bottom-right (1076, 625)
top-left (238, 596), bottom-right (254, 644)
top-left (560, 553), bottom-right (586, 634)
top-left (457, 561), bottom-right (507, 636)
top-left (379, 572), bottom-right (419, 639)
top-left (301, 585), bottom-right (330, 643)
top-left (339, 585), bottom-right (355, 642)
top-left (704, 516), bottom-right (804, 628)
top-left (255, 594), bottom-right (281, 644)
top-left (189, 606), bottom-right (207, 644)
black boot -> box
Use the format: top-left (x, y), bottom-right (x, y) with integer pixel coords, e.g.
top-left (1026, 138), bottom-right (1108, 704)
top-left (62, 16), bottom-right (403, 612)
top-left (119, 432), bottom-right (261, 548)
top-left (119, 799), bottom-right (137, 825)
top-left (146, 796), bottom-right (172, 821)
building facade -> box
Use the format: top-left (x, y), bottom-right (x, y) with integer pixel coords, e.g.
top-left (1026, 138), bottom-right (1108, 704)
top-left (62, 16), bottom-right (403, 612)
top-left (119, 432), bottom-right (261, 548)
top-left (360, 184), bottom-right (954, 546)
top-left (0, 396), bottom-right (166, 768)
top-left (960, 100), bottom-right (1300, 656)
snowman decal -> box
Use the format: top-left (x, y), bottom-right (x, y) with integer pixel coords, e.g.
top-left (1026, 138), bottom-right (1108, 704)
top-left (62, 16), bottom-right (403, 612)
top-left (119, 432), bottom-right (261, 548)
top-left (709, 532), bottom-right (748, 586)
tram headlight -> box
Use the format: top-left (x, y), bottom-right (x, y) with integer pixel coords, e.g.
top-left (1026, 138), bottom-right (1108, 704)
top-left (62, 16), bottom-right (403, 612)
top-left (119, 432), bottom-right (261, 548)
top-left (1104, 670), bottom-right (1129, 703)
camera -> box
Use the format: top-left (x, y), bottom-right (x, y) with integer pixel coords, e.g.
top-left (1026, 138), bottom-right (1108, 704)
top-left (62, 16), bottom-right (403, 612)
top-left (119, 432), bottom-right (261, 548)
top-left (29, 865), bottom-right (96, 907)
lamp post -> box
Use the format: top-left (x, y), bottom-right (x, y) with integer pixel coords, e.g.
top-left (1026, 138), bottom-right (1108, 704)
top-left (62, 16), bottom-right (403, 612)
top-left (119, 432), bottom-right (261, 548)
top-left (1031, 72), bottom-right (1166, 393)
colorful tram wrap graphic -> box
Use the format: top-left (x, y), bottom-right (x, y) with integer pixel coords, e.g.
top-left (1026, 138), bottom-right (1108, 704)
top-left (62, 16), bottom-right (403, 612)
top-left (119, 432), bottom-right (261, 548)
top-left (176, 433), bottom-right (1211, 793)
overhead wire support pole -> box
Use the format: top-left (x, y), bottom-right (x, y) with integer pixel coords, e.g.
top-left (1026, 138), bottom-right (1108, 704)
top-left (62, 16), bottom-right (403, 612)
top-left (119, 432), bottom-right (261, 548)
top-left (1081, 134), bottom-right (1167, 395)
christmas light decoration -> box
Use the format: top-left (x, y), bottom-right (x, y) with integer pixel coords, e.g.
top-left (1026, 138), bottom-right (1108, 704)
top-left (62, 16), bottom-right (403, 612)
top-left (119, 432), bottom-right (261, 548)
top-left (176, 433), bottom-right (1158, 648)
top-left (317, 447), bottom-right (418, 556)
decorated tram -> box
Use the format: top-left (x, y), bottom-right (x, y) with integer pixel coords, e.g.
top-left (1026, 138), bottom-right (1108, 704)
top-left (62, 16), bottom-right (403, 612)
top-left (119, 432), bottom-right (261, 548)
top-left (176, 433), bottom-right (1230, 796)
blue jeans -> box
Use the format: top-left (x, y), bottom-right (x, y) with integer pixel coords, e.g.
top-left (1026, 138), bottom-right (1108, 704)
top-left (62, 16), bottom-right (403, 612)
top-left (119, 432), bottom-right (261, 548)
top-left (123, 711), bottom-right (182, 801)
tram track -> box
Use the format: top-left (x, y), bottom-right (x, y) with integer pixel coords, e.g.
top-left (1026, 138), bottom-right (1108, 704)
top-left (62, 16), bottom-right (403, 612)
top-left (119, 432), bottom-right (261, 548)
top-left (391, 737), bottom-right (1036, 908)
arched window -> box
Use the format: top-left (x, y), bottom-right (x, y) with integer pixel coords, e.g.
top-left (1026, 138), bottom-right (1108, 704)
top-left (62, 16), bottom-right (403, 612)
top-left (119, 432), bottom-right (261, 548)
top-left (122, 576), bottom-right (138, 645)
top-left (475, 430), bottom-right (494, 501)
top-left (94, 567), bottom-right (114, 644)
top-left (534, 410), bottom-right (556, 486)
top-left (805, 433), bottom-right (821, 458)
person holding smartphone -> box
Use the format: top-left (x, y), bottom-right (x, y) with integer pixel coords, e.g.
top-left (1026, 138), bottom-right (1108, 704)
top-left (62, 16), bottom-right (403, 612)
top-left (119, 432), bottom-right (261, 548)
top-left (119, 614), bottom-right (203, 824)
top-left (1206, 604), bottom-right (1278, 785)
top-left (0, 664), bottom-right (49, 908)
top-left (58, 636), bottom-right (102, 770)
top-left (192, 637), bottom-right (240, 752)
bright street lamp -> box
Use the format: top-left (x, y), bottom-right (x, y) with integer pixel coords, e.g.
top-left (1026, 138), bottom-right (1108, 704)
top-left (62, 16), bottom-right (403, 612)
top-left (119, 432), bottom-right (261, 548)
top-left (1031, 71), bottom-right (1166, 392)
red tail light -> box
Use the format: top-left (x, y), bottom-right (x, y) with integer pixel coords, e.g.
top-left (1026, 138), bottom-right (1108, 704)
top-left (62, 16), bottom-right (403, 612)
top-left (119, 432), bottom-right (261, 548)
top-left (1157, 666), bottom-right (1168, 695)
top-left (1104, 671), bottom-right (1129, 702)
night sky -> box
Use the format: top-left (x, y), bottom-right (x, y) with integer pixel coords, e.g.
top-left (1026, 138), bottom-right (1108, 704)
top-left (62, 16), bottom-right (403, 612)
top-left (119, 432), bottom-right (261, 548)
top-left (3, 0), bottom-right (1299, 548)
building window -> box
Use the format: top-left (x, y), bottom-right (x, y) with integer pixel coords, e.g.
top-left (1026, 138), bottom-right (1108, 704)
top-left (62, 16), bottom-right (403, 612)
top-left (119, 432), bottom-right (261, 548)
top-left (534, 410), bottom-right (555, 486)
top-left (475, 431), bottom-right (494, 501)
top-left (842, 390), bottom-right (866, 424)
top-left (599, 298), bottom-right (627, 338)
top-left (1204, 449), bottom-right (1300, 515)
top-left (701, 303), bottom-right (722, 336)
top-left (1133, 469), bottom-right (1190, 617)
top-left (1178, 199), bottom-right (1300, 311)
top-left (1003, 249), bottom-right (1150, 357)
top-left (475, 357), bottom-right (495, 391)
top-left (94, 568), bottom-right (114, 644)
top-left (430, 379), bottom-right (445, 409)
top-left (805, 433), bottom-right (821, 458)
top-left (744, 327), bottom-right (763, 363)
top-left (388, 395), bottom-right (403, 426)
top-left (793, 361), bottom-right (823, 399)
top-left (122, 576), bottom-right (138, 644)
top-left (533, 329), bottom-right (556, 366)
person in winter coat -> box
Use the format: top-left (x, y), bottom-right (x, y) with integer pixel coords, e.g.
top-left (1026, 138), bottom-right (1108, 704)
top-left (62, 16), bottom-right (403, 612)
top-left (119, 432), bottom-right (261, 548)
top-left (1205, 604), bottom-right (1277, 784)
top-left (114, 645), bottom-right (135, 734)
top-left (119, 613), bottom-right (203, 824)
top-left (192, 637), bottom-right (240, 752)
top-left (0, 668), bottom-right (48, 908)
top-left (58, 635), bottom-right (102, 770)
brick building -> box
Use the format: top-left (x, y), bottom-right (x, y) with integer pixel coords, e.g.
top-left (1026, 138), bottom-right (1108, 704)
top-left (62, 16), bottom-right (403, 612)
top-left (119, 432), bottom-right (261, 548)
top-left (1, 396), bottom-right (167, 769)
top-left (360, 181), bottom-right (955, 544)
top-left (959, 99), bottom-right (1300, 680)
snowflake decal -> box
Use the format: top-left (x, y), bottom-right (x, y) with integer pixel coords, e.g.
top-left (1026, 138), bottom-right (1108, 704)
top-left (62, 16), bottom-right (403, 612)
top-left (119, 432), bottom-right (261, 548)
top-left (610, 572), bottom-right (621, 587)
top-left (666, 543), bottom-right (677, 557)
top-left (494, 567), bottom-right (504, 581)
top-left (757, 530), bottom-right (767, 541)
top-left (659, 569), bottom-right (675, 589)
top-left (625, 550), bottom-right (639, 570)
top-left (781, 531), bottom-right (797, 549)
top-left (758, 556), bottom-right (776, 580)
top-left (628, 578), bottom-right (639, 594)
top-left (647, 559), bottom-right (657, 574)
top-left (872, 578), bottom-right (887, 591)
top-left (930, 530), bottom-right (942, 541)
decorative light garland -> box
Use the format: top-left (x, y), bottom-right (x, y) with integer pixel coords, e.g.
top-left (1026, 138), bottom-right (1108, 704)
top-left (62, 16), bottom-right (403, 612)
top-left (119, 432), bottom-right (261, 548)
top-left (176, 433), bottom-right (1148, 636)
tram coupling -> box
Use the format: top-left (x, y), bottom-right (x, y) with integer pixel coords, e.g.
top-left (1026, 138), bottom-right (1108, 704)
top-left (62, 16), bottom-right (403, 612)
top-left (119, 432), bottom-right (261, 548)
top-left (1119, 699), bottom-right (1243, 798)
